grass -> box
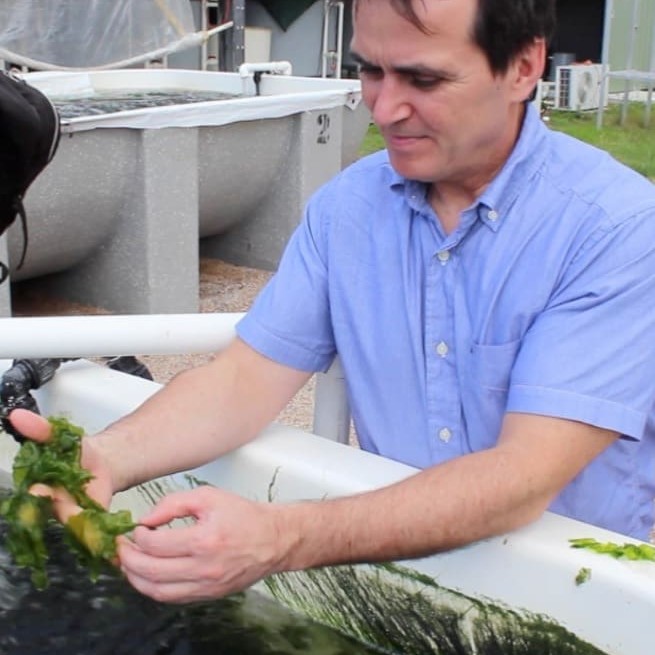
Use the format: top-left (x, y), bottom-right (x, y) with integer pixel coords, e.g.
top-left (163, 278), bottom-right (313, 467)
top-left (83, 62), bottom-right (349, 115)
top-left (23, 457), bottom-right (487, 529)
top-left (548, 102), bottom-right (655, 179)
top-left (358, 126), bottom-right (386, 158)
top-left (357, 101), bottom-right (655, 180)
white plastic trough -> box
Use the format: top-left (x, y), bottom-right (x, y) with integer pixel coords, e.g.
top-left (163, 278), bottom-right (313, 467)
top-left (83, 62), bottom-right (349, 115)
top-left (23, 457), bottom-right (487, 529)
top-left (1, 68), bottom-right (369, 316)
top-left (0, 315), bottom-right (654, 654)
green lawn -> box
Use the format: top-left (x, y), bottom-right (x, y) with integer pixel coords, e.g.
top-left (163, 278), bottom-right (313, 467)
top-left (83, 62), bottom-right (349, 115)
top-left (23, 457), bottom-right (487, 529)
top-left (358, 102), bottom-right (655, 180)
top-left (358, 125), bottom-right (386, 158)
top-left (548, 103), bottom-right (655, 179)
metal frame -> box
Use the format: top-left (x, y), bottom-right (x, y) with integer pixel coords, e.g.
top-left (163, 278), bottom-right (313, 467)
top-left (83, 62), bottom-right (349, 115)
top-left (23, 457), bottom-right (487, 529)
top-left (597, 0), bottom-right (655, 127)
top-left (199, 0), bottom-right (244, 71)
top-left (222, 0), bottom-right (245, 71)
top-left (321, 0), bottom-right (345, 78)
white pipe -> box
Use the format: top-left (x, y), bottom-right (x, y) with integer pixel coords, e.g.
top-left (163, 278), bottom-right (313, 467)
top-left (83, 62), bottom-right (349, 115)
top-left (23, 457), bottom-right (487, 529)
top-left (0, 313), bottom-right (244, 359)
top-left (238, 61), bottom-right (293, 78)
top-left (0, 31), bottom-right (210, 73)
top-left (206, 21), bottom-right (234, 39)
top-left (239, 61), bottom-right (293, 96)
top-left (0, 312), bottom-right (354, 444)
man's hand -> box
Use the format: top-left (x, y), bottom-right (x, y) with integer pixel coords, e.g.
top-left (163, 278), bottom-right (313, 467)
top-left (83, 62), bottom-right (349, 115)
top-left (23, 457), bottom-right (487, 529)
top-left (8, 408), bottom-right (114, 515)
top-left (9, 409), bottom-right (297, 602)
top-left (117, 485), bottom-right (290, 603)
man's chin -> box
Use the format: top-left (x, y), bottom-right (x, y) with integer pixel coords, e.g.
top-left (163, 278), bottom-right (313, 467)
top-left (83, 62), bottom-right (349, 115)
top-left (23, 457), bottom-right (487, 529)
top-left (387, 154), bottom-right (439, 184)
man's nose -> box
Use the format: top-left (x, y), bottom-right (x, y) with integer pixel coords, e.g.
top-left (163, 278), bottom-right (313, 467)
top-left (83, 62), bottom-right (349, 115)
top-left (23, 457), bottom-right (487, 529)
top-left (369, 77), bottom-right (412, 127)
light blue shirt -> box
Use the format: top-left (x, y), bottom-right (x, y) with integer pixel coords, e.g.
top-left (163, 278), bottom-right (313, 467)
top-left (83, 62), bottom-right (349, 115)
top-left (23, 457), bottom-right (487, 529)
top-left (238, 104), bottom-right (655, 540)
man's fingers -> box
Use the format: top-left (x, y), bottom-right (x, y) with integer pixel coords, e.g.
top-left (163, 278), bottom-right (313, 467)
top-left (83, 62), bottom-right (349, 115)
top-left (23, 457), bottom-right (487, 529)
top-left (28, 482), bottom-right (83, 523)
top-left (128, 523), bottom-right (197, 558)
top-left (8, 409), bottom-right (52, 443)
top-left (139, 490), bottom-right (206, 528)
top-left (28, 482), bottom-right (55, 502)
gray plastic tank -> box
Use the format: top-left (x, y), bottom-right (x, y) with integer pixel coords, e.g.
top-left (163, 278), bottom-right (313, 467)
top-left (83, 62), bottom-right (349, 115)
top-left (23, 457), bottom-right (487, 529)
top-left (2, 68), bottom-right (370, 315)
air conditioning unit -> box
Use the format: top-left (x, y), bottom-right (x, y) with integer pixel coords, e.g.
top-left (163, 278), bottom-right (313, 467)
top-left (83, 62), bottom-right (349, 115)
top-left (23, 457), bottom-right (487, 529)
top-left (554, 64), bottom-right (607, 111)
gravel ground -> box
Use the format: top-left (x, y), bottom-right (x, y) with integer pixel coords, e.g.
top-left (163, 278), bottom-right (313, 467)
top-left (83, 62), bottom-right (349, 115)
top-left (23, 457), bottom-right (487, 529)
top-left (10, 258), bottom-right (317, 433)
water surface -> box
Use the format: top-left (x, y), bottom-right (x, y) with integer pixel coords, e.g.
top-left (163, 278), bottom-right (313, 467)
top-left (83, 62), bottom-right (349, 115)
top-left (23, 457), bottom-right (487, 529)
top-left (0, 522), bottom-right (380, 655)
top-left (53, 90), bottom-right (239, 119)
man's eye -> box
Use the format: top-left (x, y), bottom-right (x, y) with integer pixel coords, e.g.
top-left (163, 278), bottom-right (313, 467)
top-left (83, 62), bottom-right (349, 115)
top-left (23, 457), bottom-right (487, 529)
top-left (357, 65), bottom-right (382, 79)
top-left (412, 77), bottom-right (440, 89)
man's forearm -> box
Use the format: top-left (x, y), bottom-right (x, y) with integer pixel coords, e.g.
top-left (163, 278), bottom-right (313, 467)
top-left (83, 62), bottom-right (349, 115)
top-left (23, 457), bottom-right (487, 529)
top-left (276, 413), bottom-right (619, 571)
top-left (91, 363), bottom-right (243, 493)
top-left (276, 447), bottom-right (545, 571)
top-left (91, 339), bottom-right (312, 493)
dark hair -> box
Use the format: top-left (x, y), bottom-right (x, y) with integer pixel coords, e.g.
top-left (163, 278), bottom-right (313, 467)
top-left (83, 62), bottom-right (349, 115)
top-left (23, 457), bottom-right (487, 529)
top-left (383, 0), bottom-right (556, 75)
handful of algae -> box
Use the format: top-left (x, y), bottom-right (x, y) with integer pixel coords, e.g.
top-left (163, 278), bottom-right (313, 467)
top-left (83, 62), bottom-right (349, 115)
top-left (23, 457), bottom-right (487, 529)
top-left (0, 416), bottom-right (136, 588)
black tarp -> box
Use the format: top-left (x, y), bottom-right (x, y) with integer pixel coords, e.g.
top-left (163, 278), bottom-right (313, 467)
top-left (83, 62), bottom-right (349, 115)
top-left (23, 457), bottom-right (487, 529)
top-left (259, 0), bottom-right (318, 30)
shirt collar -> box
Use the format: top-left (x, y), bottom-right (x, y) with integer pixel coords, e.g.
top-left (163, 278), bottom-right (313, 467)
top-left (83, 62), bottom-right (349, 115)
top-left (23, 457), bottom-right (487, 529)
top-left (387, 103), bottom-right (550, 231)
top-left (476, 103), bottom-right (549, 230)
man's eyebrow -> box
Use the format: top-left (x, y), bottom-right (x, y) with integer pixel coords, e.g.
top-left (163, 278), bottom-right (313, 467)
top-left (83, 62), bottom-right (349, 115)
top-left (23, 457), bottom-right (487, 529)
top-left (350, 52), bottom-right (374, 67)
top-left (350, 52), bottom-right (453, 78)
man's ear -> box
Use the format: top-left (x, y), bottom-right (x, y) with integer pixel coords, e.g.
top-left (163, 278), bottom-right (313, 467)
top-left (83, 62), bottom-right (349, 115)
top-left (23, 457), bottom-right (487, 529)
top-left (510, 37), bottom-right (547, 102)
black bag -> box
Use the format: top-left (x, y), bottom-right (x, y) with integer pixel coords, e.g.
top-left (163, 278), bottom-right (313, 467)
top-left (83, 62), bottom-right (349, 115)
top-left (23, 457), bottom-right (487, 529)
top-left (0, 70), bottom-right (61, 283)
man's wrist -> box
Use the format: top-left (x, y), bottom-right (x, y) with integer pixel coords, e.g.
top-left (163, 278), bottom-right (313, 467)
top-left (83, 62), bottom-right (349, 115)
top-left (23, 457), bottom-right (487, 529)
top-left (270, 497), bottom-right (358, 573)
top-left (89, 427), bottom-right (132, 494)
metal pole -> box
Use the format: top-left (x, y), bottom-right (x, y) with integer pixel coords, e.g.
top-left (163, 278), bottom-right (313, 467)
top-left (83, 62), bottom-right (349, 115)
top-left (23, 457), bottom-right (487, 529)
top-left (321, 0), bottom-right (330, 77)
top-left (313, 357), bottom-right (351, 443)
top-left (621, 0), bottom-right (641, 126)
top-left (335, 1), bottom-right (344, 79)
top-left (643, 5), bottom-right (655, 127)
top-left (223, 0), bottom-right (245, 71)
top-left (597, 0), bottom-right (614, 128)
top-left (201, 0), bottom-right (208, 70)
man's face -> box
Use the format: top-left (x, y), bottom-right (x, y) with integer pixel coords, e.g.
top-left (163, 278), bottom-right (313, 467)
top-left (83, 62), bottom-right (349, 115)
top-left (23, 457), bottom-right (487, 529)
top-left (351, 0), bottom-right (529, 189)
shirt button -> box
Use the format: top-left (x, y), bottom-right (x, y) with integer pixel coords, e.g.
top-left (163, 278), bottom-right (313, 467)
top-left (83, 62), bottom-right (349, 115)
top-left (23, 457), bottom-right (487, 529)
top-left (487, 209), bottom-right (499, 221)
top-left (437, 250), bottom-right (450, 264)
top-left (435, 341), bottom-right (449, 357)
top-left (438, 427), bottom-right (452, 443)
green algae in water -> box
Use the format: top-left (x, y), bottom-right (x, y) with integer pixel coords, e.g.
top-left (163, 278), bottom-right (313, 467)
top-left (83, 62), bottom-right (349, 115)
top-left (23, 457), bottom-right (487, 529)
top-left (264, 563), bottom-right (610, 655)
top-left (0, 521), bottom-right (380, 655)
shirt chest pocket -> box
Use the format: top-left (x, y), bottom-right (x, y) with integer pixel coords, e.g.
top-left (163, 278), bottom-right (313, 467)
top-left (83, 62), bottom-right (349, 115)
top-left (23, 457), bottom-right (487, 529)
top-left (460, 339), bottom-right (522, 451)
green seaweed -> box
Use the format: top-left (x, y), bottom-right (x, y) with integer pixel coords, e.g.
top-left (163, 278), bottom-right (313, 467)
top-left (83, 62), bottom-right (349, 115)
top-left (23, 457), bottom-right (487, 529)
top-left (263, 563), bottom-right (609, 654)
top-left (0, 416), bottom-right (136, 588)
top-left (574, 567), bottom-right (592, 586)
top-left (570, 537), bottom-right (655, 562)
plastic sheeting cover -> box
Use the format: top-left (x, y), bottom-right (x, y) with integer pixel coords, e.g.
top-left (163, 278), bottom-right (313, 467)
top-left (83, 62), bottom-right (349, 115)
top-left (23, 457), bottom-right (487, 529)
top-left (0, 0), bottom-right (198, 71)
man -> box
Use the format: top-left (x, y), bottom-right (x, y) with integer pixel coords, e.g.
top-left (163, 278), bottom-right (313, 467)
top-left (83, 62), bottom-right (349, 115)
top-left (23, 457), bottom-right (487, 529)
top-left (12, 0), bottom-right (655, 604)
